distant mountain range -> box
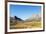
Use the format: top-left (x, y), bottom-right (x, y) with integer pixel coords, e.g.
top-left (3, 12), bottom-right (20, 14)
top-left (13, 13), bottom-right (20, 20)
top-left (10, 14), bottom-right (41, 23)
top-left (25, 14), bottom-right (41, 21)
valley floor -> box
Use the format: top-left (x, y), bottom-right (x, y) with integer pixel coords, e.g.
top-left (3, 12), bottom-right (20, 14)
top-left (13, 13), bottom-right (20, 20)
top-left (10, 21), bottom-right (42, 29)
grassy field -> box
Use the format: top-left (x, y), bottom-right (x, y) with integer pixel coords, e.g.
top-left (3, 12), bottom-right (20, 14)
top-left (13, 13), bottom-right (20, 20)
top-left (10, 21), bottom-right (42, 29)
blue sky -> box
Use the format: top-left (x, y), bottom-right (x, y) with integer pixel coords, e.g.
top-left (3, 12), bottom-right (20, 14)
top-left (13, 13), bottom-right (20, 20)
top-left (10, 4), bottom-right (41, 20)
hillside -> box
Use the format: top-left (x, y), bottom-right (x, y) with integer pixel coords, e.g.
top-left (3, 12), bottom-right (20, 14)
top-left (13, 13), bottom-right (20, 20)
top-left (10, 14), bottom-right (41, 29)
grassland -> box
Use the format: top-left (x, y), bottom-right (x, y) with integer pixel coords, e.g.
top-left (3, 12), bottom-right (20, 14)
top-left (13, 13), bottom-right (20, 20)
top-left (10, 21), bottom-right (42, 29)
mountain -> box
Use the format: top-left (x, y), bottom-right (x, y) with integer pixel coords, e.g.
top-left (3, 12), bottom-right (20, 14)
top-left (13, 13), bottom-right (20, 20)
top-left (14, 16), bottom-right (23, 21)
top-left (25, 14), bottom-right (41, 22)
top-left (10, 16), bottom-right (24, 23)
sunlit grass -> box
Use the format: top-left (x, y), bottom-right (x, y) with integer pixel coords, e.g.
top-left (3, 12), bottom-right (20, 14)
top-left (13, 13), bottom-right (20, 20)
top-left (10, 21), bottom-right (42, 29)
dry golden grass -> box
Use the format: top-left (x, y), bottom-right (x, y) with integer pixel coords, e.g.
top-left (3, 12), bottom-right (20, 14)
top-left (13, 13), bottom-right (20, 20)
top-left (10, 21), bottom-right (42, 29)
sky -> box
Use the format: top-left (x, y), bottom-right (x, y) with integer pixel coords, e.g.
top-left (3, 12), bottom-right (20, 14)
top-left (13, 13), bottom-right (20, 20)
top-left (10, 4), bottom-right (41, 20)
